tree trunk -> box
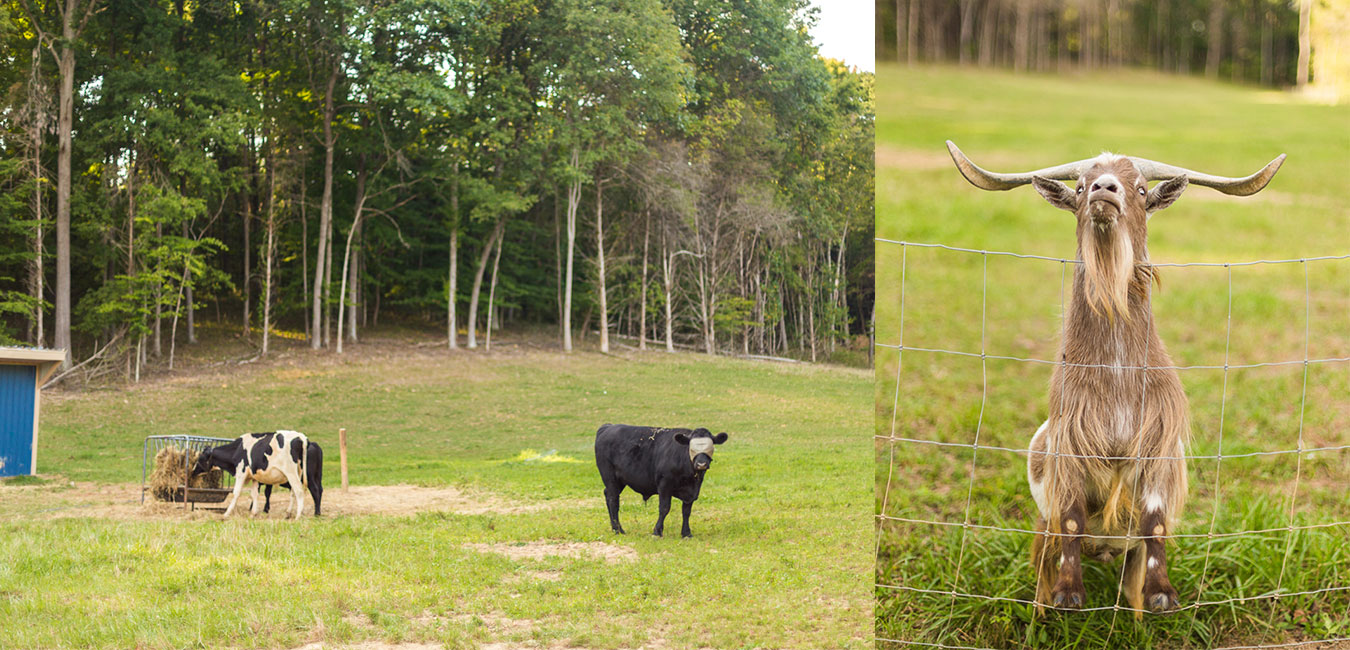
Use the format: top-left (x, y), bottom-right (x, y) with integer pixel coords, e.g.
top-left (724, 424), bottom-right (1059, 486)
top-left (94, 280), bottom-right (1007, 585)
top-left (562, 146), bottom-right (581, 352)
top-left (242, 184), bottom-right (252, 338)
top-left (554, 189), bottom-right (563, 347)
top-left (28, 53), bottom-right (45, 347)
top-left (662, 239), bottom-right (675, 353)
top-left (1296, 0), bottom-right (1311, 87)
top-left (262, 167), bottom-right (277, 356)
top-left (334, 158), bottom-right (368, 355)
top-left (1261, 9), bottom-right (1272, 86)
top-left (311, 64), bottom-right (338, 350)
top-left (978, 0), bottom-right (997, 67)
top-left (907, 0), bottom-right (919, 64)
top-left (958, 0), bottom-right (976, 65)
top-left (639, 211), bottom-right (649, 350)
top-left (485, 224), bottom-right (505, 351)
top-left (896, 0), bottom-right (904, 61)
top-left (1014, 1), bottom-right (1030, 72)
top-left (300, 165), bottom-right (308, 341)
top-left (447, 226), bottom-right (459, 349)
top-left (183, 220), bottom-right (196, 344)
top-left (1206, 0), bottom-right (1225, 79)
top-left (53, 41), bottom-right (76, 368)
top-left (467, 219), bottom-right (505, 348)
top-left (154, 222), bottom-right (163, 357)
top-left (323, 207), bottom-right (334, 346)
top-left (594, 178), bottom-right (609, 354)
top-left (345, 219), bottom-right (360, 343)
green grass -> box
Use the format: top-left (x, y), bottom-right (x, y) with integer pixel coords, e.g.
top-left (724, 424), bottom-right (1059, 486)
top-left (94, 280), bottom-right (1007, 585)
top-left (875, 65), bottom-right (1350, 649)
top-left (0, 338), bottom-right (870, 649)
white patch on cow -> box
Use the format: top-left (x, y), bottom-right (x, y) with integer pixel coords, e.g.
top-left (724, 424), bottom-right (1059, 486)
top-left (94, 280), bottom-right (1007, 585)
top-left (688, 437), bottom-right (715, 463)
top-left (221, 430), bottom-right (310, 519)
top-left (1144, 492), bottom-right (1164, 513)
top-left (1147, 555), bottom-right (1158, 569)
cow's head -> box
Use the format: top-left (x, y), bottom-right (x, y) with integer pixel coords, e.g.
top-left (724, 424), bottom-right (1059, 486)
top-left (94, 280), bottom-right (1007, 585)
top-left (190, 445), bottom-right (224, 476)
top-left (674, 428), bottom-right (728, 471)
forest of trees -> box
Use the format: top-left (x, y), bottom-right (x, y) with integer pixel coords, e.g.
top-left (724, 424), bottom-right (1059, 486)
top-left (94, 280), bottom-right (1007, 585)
top-left (0, 0), bottom-right (875, 379)
top-left (876, 0), bottom-right (1331, 88)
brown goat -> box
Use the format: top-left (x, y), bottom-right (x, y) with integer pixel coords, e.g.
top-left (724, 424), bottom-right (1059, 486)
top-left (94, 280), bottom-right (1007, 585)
top-left (946, 142), bottom-right (1284, 617)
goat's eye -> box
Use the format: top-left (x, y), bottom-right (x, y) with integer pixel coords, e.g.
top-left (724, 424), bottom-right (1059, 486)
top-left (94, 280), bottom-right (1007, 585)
top-left (1138, 187), bottom-right (1146, 195)
top-left (1076, 186), bottom-right (1083, 194)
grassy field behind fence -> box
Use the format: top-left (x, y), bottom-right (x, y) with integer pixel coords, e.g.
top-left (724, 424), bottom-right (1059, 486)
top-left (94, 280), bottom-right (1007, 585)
top-left (875, 64), bottom-right (1350, 649)
top-left (0, 339), bottom-right (870, 649)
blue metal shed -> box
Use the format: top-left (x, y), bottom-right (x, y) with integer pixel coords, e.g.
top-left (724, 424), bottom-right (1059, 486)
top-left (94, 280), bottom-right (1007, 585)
top-left (0, 347), bottom-right (65, 477)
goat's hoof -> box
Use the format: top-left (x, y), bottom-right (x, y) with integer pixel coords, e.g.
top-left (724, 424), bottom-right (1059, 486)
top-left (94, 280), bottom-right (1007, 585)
top-left (1146, 589), bottom-right (1179, 612)
top-left (1051, 586), bottom-right (1085, 609)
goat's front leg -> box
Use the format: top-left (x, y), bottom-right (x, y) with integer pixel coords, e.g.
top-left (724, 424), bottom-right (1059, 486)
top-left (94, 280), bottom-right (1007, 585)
top-left (1139, 505), bottom-right (1179, 611)
top-left (1050, 500), bottom-right (1087, 609)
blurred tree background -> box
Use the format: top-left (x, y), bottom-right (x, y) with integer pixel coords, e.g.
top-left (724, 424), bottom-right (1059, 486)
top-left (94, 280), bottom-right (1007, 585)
top-left (874, 0), bottom-right (1349, 96)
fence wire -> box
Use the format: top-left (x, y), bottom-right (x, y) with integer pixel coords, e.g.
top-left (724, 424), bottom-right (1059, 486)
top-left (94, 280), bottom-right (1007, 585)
top-left (875, 240), bottom-right (1350, 649)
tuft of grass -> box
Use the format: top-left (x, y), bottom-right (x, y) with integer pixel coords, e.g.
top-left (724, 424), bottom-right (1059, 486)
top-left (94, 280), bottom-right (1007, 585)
top-left (875, 64), bottom-right (1350, 649)
top-left (1, 475), bottom-right (47, 486)
top-left (1, 344), bottom-right (870, 649)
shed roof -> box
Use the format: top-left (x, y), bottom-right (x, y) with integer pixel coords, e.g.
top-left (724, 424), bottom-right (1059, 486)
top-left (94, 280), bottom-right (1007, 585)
top-left (0, 347), bottom-right (66, 384)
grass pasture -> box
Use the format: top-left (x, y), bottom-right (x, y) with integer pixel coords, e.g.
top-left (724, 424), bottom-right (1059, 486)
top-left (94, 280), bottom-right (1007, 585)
top-left (0, 334), bottom-right (870, 649)
top-left (874, 65), bottom-right (1350, 648)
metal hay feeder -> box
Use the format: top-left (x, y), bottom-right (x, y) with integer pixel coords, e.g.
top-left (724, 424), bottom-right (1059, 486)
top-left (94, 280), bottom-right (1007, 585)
top-left (141, 435), bottom-right (236, 511)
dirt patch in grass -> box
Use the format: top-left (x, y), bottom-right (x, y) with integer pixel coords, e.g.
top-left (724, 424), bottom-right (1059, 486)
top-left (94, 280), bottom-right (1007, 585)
top-left (1, 481), bottom-right (563, 521)
top-left (464, 541), bottom-right (639, 563)
top-left (290, 644), bottom-right (444, 650)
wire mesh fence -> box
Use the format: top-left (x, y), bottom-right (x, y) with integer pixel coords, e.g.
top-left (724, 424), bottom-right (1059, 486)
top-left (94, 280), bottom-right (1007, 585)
top-left (875, 239), bottom-right (1350, 649)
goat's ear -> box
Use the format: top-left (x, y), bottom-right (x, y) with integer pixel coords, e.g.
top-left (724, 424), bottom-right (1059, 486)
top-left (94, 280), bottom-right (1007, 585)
top-left (1146, 176), bottom-right (1188, 214)
top-left (1032, 176), bottom-right (1077, 212)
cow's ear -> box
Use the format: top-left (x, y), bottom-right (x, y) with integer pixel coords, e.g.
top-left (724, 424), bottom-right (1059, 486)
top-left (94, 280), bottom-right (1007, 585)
top-left (673, 433), bottom-right (690, 445)
top-left (713, 432), bottom-right (728, 444)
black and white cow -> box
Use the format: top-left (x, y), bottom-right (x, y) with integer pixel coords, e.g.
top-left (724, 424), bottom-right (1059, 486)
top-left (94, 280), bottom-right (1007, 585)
top-left (192, 430), bottom-right (312, 519)
top-left (594, 423), bottom-right (729, 538)
top-left (262, 441), bottom-right (324, 516)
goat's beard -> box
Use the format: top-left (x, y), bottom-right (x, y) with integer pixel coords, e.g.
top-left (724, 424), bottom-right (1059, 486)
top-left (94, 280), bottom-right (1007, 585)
top-left (1080, 224), bottom-right (1135, 322)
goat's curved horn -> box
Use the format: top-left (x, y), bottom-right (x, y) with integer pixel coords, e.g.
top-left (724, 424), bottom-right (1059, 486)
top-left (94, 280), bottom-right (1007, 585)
top-left (1127, 155), bottom-right (1285, 196)
top-left (946, 141), bottom-right (1099, 191)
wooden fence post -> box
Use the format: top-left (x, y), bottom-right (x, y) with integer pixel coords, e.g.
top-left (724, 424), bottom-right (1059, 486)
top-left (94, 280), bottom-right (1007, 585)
top-left (339, 427), bottom-right (349, 490)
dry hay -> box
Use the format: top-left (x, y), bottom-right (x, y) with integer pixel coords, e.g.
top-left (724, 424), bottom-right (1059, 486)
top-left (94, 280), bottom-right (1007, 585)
top-left (147, 447), bottom-right (224, 502)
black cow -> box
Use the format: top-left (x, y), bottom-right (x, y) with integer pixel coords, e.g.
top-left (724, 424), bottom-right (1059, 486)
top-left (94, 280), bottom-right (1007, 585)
top-left (594, 423), bottom-right (729, 538)
top-left (191, 430), bottom-right (312, 519)
top-left (261, 441), bottom-right (324, 516)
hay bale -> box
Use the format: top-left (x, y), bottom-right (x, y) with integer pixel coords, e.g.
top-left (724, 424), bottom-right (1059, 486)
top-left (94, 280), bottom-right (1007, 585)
top-left (148, 447), bottom-right (223, 502)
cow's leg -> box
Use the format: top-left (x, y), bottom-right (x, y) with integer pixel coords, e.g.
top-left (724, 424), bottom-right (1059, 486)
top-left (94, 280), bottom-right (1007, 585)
top-left (1049, 499), bottom-right (1087, 609)
top-left (262, 484), bottom-right (272, 513)
top-left (679, 500), bottom-right (694, 538)
top-left (223, 470), bottom-right (249, 518)
top-left (249, 481), bottom-right (264, 516)
top-left (603, 482), bottom-right (625, 534)
top-left (652, 493), bottom-right (672, 537)
top-left (1124, 544), bottom-right (1148, 620)
top-left (282, 467), bottom-right (305, 519)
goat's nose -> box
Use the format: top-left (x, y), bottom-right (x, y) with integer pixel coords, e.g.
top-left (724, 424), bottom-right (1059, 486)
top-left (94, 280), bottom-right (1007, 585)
top-left (1092, 179), bottom-right (1119, 193)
